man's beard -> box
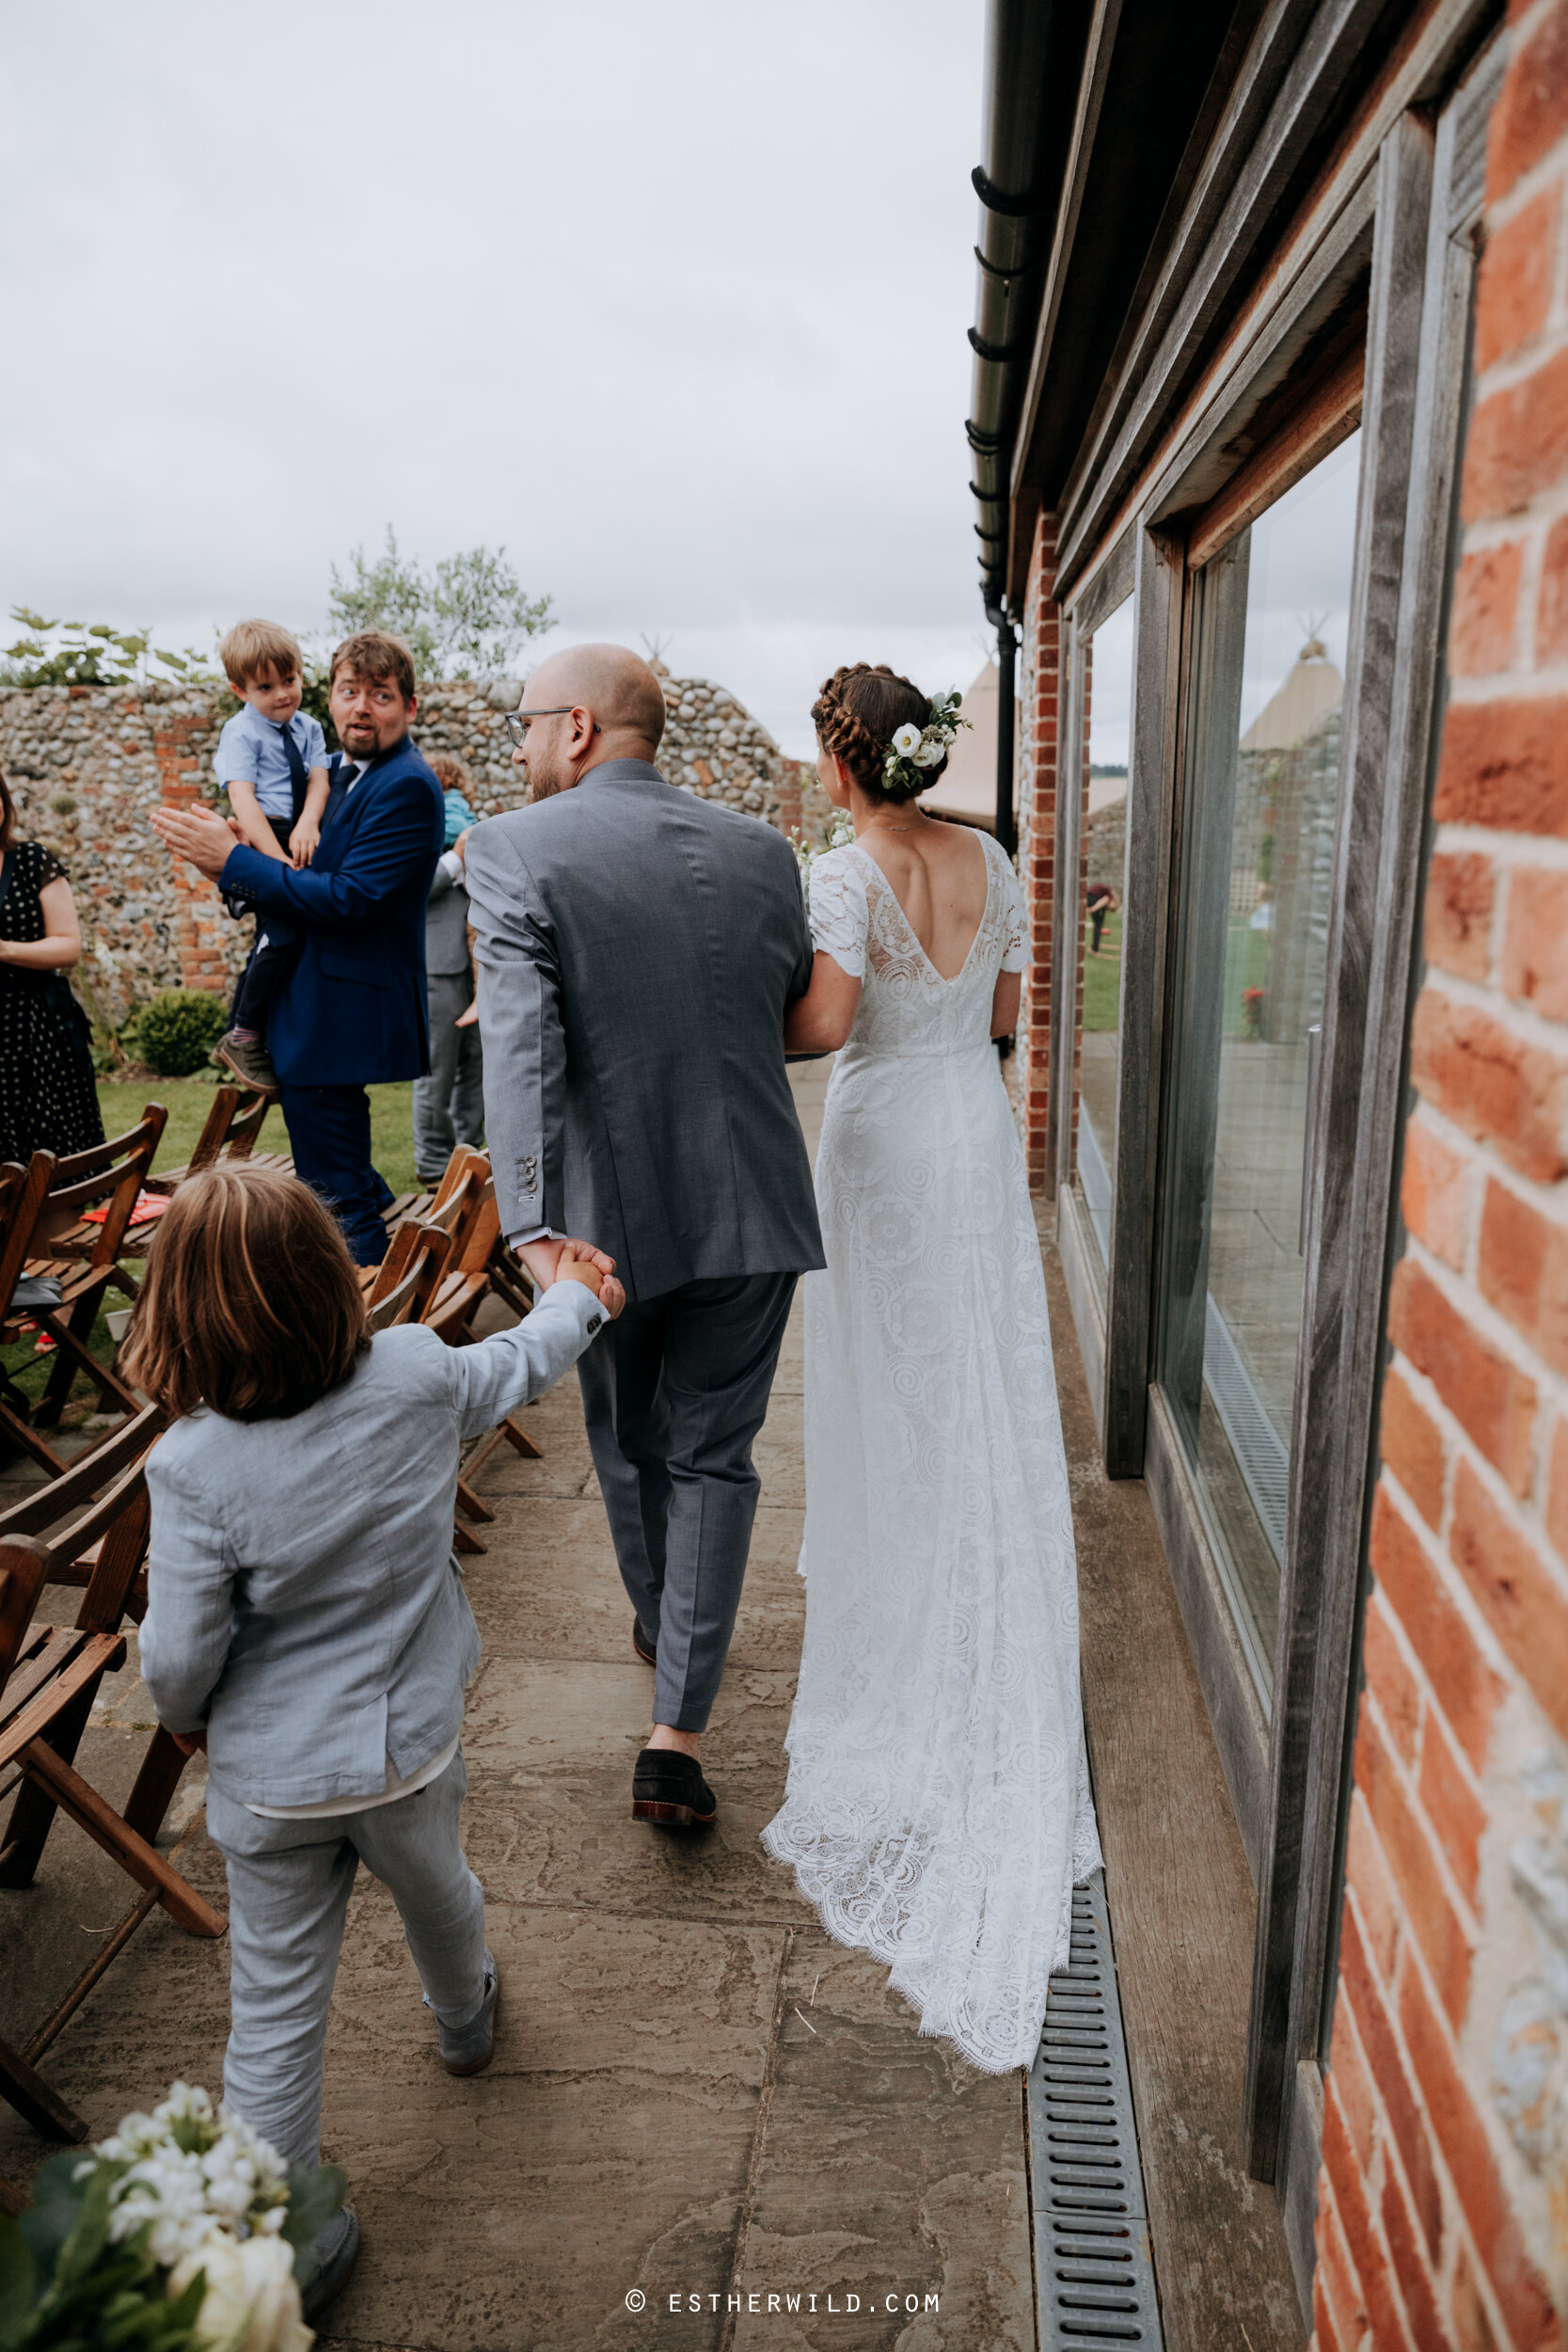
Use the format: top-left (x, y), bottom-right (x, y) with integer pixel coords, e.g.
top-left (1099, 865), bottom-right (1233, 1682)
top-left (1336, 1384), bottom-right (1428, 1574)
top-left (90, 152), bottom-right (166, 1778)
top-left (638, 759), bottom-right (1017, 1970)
top-left (524, 758), bottom-right (569, 804)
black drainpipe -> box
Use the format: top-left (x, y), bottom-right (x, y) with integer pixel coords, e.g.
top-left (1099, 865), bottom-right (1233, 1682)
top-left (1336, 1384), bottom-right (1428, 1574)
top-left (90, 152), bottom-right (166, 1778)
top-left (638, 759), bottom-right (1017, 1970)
top-left (966, 0), bottom-right (1081, 859)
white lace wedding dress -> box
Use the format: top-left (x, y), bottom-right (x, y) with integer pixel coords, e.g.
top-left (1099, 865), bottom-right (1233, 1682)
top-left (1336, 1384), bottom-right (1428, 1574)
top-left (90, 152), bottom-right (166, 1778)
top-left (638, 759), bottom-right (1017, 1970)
top-left (762, 830), bottom-right (1101, 2074)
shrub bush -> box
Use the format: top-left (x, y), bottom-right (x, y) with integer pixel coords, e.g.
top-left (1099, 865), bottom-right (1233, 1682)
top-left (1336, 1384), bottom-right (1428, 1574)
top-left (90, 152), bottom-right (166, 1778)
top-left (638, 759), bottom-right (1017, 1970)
top-left (135, 988), bottom-right (229, 1076)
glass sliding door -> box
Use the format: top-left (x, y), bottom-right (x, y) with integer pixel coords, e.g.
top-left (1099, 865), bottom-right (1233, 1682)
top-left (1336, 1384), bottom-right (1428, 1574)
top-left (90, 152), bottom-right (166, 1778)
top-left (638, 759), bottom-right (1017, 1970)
top-left (1158, 431), bottom-right (1361, 1704)
top-left (1073, 596), bottom-right (1136, 1300)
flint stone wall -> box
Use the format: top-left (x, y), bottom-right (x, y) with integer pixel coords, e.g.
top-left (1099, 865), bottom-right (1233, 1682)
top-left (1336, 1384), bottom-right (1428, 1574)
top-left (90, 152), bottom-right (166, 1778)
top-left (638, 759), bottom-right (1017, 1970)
top-left (0, 670), bottom-right (810, 1024)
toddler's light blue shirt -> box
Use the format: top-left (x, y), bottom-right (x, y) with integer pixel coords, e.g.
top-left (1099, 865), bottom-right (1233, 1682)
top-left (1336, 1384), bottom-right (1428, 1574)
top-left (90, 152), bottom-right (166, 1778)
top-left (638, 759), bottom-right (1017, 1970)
top-left (214, 706), bottom-right (328, 818)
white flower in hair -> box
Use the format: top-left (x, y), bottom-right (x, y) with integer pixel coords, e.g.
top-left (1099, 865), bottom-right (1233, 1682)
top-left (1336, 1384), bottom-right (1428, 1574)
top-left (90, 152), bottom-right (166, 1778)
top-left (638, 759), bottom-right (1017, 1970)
top-left (890, 723), bottom-right (923, 758)
top-left (911, 739), bottom-right (945, 769)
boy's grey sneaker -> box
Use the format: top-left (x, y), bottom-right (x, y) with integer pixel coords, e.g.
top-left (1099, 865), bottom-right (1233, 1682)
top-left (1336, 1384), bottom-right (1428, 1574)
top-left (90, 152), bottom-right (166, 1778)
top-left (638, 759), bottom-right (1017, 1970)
top-left (215, 1030), bottom-right (279, 1091)
top-left (436, 1949), bottom-right (499, 2076)
top-left (300, 2205), bottom-right (358, 2321)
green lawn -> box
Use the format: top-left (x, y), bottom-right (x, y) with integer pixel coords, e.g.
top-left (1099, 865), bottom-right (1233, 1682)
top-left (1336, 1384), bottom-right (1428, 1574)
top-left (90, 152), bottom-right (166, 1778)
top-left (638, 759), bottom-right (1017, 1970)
top-left (1083, 911), bottom-right (1122, 1032)
top-left (94, 1077), bottom-right (420, 1195)
top-left (3, 1080), bottom-right (420, 1426)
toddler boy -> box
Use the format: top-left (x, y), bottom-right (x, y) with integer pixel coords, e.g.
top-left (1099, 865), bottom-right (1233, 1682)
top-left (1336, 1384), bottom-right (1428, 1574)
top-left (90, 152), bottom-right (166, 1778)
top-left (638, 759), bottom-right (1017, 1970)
top-left (213, 619), bottom-right (330, 1090)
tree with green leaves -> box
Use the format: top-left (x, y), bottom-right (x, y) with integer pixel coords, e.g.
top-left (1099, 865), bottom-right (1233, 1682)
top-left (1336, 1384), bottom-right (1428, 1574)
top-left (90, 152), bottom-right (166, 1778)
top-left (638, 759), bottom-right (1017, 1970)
top-left (326, 528), bottom-right (552, 680)
top-left (1, 610), bottom-right (217, 691)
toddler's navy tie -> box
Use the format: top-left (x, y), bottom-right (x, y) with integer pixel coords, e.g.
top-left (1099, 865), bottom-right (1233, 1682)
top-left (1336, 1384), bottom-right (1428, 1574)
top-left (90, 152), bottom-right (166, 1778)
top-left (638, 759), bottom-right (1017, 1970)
top-left (279, 721), bottom-right (309, 817)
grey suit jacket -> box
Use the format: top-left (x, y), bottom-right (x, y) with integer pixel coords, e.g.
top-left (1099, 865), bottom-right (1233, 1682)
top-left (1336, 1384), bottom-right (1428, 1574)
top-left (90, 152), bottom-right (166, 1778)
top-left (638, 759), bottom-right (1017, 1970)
top-left (465, 761), bottom-right (823, 1302)
top-left (139, 1288), bottom-right (601, 1807)
top-left (425, 857), bottom-right (472, 977)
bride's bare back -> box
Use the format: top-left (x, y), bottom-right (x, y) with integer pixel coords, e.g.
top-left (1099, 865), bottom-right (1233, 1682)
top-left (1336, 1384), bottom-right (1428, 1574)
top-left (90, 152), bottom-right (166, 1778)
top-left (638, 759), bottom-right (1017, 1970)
top-left (854, 811), bottom-right (990, 977)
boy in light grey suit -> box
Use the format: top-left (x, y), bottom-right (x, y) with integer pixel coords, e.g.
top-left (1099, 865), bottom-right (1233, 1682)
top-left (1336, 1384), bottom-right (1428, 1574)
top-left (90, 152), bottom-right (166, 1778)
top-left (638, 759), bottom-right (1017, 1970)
top-left (464, 644), bottom-right (823, 1827)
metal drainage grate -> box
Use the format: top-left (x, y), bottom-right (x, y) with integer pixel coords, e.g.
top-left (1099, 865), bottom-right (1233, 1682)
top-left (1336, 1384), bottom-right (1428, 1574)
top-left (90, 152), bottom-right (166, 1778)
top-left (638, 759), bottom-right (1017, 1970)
top-left (1029, 1870), bottom-right (1163, 2348)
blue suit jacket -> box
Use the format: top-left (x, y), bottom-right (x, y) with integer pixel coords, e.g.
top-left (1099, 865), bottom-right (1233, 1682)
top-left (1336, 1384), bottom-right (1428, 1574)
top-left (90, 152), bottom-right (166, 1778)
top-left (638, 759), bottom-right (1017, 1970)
top-left (220, 736), bottom-right (444, 1086)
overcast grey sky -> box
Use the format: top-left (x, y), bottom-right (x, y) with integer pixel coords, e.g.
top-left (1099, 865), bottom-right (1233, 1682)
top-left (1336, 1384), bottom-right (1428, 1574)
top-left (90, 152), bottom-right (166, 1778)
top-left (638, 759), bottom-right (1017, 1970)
top-left (0, 2), bottom-right (991, 756)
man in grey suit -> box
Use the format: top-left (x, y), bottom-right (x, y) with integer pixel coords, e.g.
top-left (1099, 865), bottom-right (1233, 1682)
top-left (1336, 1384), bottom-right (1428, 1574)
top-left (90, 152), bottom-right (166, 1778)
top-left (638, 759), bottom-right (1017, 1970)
top-left (464, 645), bottom-right (823, 1829)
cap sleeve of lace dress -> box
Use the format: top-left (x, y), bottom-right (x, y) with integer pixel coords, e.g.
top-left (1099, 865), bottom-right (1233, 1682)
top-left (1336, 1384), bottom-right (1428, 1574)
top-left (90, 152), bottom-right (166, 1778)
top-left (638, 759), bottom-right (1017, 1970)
top-left (808, 848), bottom-right (869, 979)
top-left (996, 843), bottom-right (1028, 975)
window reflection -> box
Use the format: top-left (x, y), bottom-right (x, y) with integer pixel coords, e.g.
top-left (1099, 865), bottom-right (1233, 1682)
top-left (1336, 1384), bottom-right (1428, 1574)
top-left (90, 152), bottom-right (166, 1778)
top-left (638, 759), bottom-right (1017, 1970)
top-left (1159, 430), bottom-right (1361, 1704)
top-left (1073, 597), bottom-right (1135, 1300)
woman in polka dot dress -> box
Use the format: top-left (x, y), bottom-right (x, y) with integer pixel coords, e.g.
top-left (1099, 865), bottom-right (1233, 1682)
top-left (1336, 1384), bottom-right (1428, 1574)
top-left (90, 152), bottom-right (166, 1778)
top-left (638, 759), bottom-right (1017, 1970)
top-left (0, 769), bottom-right (103, 1165)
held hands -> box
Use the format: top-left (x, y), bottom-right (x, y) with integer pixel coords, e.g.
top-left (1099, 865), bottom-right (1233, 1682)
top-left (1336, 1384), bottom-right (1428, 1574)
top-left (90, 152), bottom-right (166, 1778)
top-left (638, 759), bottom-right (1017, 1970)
top-left (167, 1728), bottom-right (209, 1758)
top-left (529, 1234), bottom-right (625, 1321)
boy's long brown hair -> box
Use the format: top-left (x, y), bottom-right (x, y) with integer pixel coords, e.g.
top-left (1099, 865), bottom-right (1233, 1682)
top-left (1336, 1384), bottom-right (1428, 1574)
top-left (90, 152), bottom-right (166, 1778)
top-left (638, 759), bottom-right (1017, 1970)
top-left (121, 1165), bottom-right (370, 1422)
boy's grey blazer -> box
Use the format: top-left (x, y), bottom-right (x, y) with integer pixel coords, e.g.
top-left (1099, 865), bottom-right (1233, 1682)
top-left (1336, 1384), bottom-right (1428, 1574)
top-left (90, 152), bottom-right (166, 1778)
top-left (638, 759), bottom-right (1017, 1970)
top-left (139, 1295), bottom-right (601, 1809)
top-left (464, 760), bottom-right (824, 1302)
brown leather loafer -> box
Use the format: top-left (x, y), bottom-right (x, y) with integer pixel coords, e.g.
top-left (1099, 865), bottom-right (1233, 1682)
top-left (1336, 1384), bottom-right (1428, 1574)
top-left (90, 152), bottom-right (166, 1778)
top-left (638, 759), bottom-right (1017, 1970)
top-left (631, 1617), bottom-right (657, 1669)
top-left (632, 1746), bottom-right (716, 1828)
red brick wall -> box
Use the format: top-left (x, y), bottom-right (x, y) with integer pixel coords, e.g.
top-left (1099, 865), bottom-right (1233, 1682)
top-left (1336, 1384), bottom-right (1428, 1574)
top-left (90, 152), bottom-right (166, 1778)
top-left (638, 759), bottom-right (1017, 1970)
top-left (1313, 8), bottom-right (1568, 2344)
top-left (1015, 516), bottom-right (1063, 1189)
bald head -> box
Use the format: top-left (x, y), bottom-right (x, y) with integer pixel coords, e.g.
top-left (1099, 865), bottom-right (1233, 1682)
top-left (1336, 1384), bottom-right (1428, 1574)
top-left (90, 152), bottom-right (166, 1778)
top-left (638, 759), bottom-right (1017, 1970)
top-left (529, 644), bottom-right (665, 755)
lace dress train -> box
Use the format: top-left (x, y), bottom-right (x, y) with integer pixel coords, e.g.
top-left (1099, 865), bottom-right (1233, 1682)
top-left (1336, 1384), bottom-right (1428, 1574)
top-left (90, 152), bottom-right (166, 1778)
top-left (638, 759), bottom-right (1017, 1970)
top-left (762, 833), bottom-right (1101, 2074)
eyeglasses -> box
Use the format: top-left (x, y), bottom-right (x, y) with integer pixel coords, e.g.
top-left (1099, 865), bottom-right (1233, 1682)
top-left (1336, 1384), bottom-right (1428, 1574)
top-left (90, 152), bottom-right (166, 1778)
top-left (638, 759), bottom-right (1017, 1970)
top-left (503, 709), bottom-right (602, 748)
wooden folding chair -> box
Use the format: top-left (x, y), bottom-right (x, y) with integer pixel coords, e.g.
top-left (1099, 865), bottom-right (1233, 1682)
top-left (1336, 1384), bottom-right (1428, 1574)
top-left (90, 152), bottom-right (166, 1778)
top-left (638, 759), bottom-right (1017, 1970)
top-left (0, 1432), bottom-right (225, 2142)
top-left (0, 1402), bottom-right (166, 1621)
top-left (42, 1108), bottom-right (170, 1270)
top-left (145, 1085), bottom-right (277, 1195)
top-left (0, 1153), bottom-right (70, 1477)
top-left (16, 1113), bottom-right (166, 1434)
top-left (366, 1219), bottom-right (453, 1333)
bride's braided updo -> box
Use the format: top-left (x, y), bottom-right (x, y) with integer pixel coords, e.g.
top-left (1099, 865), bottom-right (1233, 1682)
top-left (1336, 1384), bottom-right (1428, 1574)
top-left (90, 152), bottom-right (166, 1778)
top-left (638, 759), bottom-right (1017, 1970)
top-left (812, 663), bottom-right (948, 804)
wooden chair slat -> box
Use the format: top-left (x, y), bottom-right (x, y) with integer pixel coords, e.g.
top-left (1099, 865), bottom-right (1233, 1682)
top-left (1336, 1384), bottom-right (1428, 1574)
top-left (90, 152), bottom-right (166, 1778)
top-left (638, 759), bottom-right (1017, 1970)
top-left (0, 1404), bottom-right (162, 1543)
top-left (0, 1634), bottom-right (125, 1769)
top-left (0, 1629), bottom-right (89, 1724)
top-left (12, 1741), bottom-right (224, 1938)
top-left (146, 1086), bottom-right (276, 1193)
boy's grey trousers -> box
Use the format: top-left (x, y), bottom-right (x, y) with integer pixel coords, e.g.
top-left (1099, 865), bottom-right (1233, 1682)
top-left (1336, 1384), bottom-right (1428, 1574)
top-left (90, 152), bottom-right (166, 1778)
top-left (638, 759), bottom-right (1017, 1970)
top-left (205, 1750), bottom-right (487, 2169)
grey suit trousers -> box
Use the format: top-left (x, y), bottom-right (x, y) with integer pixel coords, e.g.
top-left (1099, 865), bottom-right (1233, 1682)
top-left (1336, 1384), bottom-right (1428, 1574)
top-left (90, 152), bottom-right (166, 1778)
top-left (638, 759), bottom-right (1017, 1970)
top-left (412, 970), bottom-right (485, 1182)
top-left (577, 1273), bottom-right (796, 1732)
top-left (206, 1753), bottom-right (487, 2169)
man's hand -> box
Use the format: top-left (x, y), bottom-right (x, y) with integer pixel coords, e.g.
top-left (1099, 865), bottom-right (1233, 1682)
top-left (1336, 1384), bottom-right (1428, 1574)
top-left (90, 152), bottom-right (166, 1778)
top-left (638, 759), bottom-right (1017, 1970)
top-left (150, 803), bottom-right (245, 882)
top-left (515, 1233), bottom-right (620, 1308)
top-left (289, 816), bottom-right (322, 867)
top-left (451, 826), bottom-right (471, 864)
top-left (168, 1727), bottom-right (209, 1758)
top-left (555, 1250), bottom-right (626, 1320)
top-left (455, 997), bottom-right (479, 1029)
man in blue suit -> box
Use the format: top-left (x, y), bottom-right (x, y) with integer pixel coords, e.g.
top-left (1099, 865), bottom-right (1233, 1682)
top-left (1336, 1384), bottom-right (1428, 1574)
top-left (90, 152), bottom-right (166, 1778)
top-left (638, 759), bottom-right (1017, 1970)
top-left (151, 631), bottom-right (443, 1263)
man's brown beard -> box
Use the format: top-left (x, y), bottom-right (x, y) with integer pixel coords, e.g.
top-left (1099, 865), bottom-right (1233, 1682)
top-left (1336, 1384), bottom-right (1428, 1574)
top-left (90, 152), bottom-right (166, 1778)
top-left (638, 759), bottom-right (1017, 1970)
top-left (525, 763), bottom-right (567, 804)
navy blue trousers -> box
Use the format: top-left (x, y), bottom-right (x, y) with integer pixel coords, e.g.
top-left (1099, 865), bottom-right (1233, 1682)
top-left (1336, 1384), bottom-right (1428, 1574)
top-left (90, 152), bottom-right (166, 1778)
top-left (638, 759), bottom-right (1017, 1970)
top-left (278, 1083), bottom-right (394, 1266)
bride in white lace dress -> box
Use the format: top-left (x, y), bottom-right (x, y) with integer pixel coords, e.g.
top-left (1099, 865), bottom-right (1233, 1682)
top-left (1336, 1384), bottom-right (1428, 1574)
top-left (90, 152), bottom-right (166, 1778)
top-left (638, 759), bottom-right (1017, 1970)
top-left (762, 663), bottom-right (1101, 2075)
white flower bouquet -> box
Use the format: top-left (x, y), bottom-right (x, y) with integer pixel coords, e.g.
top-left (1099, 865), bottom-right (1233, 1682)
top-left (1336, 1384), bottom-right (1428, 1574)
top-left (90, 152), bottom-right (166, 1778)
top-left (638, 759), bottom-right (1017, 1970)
top-left (0, 2083), bottom-right (346, 2352)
